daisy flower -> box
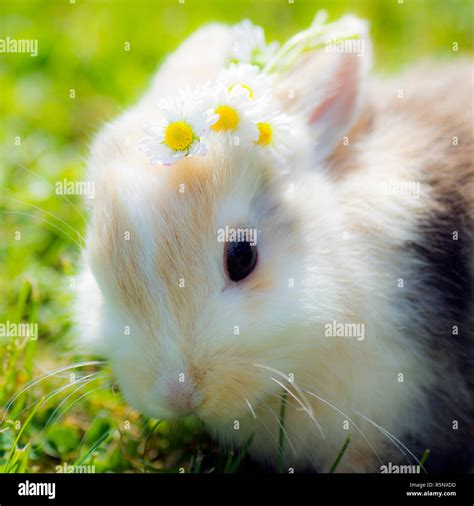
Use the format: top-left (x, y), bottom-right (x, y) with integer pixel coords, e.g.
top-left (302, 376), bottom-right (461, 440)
top-left (204, 84), bottom-right (261, 145)
top-left (217, 63), bottom-right (272, 102)
top-left (230, 20), bottom-right (279, 69)
top-left (140, 89), bottom-right (218, 165)
top-left (253, 112), bottom-right (295, 164)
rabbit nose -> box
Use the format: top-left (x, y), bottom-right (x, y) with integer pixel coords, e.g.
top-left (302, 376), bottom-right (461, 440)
top-left (165, 379), bottom-right (203, 415)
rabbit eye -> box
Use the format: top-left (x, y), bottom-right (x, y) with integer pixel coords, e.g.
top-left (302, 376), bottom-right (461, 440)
top-left (225, 241), bottom-right (258, 282)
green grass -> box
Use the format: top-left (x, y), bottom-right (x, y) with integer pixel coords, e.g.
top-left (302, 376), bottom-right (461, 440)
top-left (278, 393), bottom-right (288, 473)
top-left (329, 435), bottom-right (352, 473)
top-left (0, 0), bottom-right (472, 474)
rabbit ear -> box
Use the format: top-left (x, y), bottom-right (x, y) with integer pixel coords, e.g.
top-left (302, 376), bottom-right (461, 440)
top-left (147, 24), bottom-right (233, 100)
top-left (275, 19), bottom-right (372, 162)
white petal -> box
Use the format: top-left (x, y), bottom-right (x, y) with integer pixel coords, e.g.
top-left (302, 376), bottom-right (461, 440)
top-left (171, 151), bottom-right (186, 162)
top-left (143, 121), bottom-right (166, 140)
top-left (246, 122), bottom-right (260, 142)
top-left (190, 139), bottom-right (208, 157)
top-left (188, 111), bottom-right (206, 135)
top-left (205, 110), bottom-right (220, 128)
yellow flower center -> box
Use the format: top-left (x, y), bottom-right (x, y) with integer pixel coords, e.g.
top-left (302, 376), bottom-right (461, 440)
top-left (164, 121), bottom-right (194, 151)
top-left (255, 122), bottom-right (272, 146)
top-left (229, 83), bottom-right (254, 98)
top-left (212, 105), bottom-right (239, 132)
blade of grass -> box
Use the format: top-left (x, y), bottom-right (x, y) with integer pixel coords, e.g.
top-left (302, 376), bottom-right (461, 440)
top-left (142, 419), bottom-right (163, 473)
top-left (277, 392), bottom-right (288, 473)
top-left (190, 451), bottom-right (203, 473)
top-left (72, 429), bottom-right (112, 470)
top-left (418, 449), bottom-right (430, 469)
top-left (225, 434), bottom-right (254, 473)
top-left (4, 397), bottom-right (44, 472)
top-left (7, 444), bottom-right (30, 473)
top-left (13, 278), bottom-right (31, 323)
top-left (329, 434), bottom-right (352, 473)
top-left (223, 450), bottom-right (235, 473)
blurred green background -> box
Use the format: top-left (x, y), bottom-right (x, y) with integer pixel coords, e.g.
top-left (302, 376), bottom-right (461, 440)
top-left (0, 0), bottom-right (472, 473)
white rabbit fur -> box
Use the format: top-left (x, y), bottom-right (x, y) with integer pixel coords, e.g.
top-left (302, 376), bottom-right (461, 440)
top-left (76, 22), bottom-right (474, 472)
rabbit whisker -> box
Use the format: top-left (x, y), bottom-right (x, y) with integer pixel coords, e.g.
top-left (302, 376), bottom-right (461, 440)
top-left (353, 409), bottom-right (426, 472)
top-left (304, 388), bottom-right (384, 467)
top-left (1, 361), bottom-right (106, 422)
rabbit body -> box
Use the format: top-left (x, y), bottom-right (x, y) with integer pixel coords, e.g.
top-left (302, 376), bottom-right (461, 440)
top-left (76, 23), bottom-right (473, 472)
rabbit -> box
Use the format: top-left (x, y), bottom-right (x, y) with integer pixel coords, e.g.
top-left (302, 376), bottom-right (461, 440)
top-left (75, 20), bottom-right (474, 472)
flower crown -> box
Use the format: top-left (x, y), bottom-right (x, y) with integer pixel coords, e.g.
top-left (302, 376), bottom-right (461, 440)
top-left (140, 12), bottom-right (366, 166)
